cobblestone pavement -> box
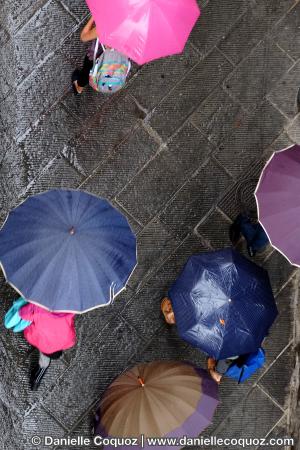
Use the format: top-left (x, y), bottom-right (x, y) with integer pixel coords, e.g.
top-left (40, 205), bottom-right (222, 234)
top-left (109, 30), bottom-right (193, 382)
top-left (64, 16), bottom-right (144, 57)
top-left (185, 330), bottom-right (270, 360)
top-left (1, 0), bottom-right (300, 449)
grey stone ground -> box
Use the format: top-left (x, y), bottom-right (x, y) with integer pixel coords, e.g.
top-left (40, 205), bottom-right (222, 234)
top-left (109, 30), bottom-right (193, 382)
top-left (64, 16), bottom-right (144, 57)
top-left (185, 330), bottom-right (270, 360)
top-left (1, 0), bottom-right (300, 449)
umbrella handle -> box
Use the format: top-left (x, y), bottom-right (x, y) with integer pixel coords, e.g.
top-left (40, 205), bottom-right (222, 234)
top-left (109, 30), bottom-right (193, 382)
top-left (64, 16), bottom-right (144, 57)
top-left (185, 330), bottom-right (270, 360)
top-left (238, 366), bottom-right (245, 384)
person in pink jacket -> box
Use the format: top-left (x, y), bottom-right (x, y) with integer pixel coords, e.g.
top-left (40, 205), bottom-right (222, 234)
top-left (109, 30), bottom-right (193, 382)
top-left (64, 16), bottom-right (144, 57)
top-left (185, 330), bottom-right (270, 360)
top-left (19, 303), bottom-right (76, 390)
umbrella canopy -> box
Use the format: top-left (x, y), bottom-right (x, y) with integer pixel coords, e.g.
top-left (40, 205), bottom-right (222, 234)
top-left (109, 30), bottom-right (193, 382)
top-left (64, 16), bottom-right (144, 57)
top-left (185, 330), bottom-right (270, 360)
top-left (255, 144), bottom-right (300, 267)
top-left (169, 248), bottom-right (278, 360)
top-left (94, 361), bottom-right (218, 449)
top-left (0, 189), bottom-right (137, 313)
top-left (85, 0), bottom-right (200, 65)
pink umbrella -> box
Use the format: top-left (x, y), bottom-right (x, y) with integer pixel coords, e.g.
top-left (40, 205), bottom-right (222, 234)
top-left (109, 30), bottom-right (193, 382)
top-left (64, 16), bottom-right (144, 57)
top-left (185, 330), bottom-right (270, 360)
top-left (255, 144), bottom-right (300, 267)
top-left (85, 0), bottom-right (201, 65)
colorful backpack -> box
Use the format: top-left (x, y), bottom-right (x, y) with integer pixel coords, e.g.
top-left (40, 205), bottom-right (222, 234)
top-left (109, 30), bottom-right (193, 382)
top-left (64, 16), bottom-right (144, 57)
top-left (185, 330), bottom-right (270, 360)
top-left (89, 39), bottom-right (131, 94)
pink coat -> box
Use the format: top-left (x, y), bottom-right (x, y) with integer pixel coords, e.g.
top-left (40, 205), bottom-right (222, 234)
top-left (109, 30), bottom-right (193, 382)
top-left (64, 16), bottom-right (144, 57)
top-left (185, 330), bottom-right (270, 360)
top-left (19, 304), bottom-right (76, 354)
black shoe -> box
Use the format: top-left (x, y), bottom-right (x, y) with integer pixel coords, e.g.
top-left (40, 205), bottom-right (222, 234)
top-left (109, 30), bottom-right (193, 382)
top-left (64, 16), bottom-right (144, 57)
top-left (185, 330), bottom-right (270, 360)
top-left (71, 69), bottom-right (82, 96)
top-left (30, 366), bottom-right (49, 391)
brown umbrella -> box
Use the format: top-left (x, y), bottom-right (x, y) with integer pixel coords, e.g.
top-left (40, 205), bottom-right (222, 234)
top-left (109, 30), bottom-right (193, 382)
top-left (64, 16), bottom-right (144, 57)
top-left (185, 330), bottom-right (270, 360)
top-left (94, 360), bottom-right (219, 448)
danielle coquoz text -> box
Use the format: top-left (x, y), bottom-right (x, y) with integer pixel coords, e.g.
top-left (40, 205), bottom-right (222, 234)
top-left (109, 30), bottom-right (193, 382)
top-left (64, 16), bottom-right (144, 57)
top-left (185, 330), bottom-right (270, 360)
top-left (31, 435), bottom-right (294, 448)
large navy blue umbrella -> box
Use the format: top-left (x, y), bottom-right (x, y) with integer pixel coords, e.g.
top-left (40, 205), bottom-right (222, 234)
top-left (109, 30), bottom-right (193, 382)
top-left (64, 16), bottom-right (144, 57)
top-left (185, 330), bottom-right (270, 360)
top-left (0, 190), bottom-right (137, 313)
top-left (169, 248), bottom-right (277, 359)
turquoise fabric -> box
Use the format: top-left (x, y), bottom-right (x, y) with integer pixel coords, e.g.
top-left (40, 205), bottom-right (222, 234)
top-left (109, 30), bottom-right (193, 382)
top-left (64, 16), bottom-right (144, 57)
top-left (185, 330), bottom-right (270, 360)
top-left (4, 297), bottom-right (32, 332)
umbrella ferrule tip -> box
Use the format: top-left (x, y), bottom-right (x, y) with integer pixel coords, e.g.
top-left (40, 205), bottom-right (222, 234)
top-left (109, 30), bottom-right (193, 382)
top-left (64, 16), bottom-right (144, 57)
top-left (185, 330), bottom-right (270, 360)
top-left (138, 376), bottom-right (145, 387)
top-left (69, 227), bottom-right (75, 235)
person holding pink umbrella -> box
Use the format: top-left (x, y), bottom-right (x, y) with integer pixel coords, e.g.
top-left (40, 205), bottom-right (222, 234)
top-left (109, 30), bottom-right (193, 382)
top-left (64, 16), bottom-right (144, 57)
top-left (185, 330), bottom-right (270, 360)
top-left (72, 17), bottom-right (102, 94)
top-left (73, 0), bottom-right (200, 94)
top-left (84, 0), bottom-right (201, 65)
top-left (72, 16), bottom-right (131, 95)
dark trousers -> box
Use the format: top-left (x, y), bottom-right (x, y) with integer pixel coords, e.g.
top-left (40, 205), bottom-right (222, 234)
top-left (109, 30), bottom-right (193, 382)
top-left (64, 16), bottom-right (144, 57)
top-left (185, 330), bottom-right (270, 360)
top-left (44, 350), bottom-right (63, 360)
top-left (77, 56), bottom-right (93, 88)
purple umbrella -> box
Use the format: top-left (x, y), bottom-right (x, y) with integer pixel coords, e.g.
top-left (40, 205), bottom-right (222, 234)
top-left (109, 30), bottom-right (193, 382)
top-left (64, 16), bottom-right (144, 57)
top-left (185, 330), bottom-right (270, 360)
top-left (94, 361), bottom-right (219, 449)
top-left (255, 144), bottom-right (300, 267)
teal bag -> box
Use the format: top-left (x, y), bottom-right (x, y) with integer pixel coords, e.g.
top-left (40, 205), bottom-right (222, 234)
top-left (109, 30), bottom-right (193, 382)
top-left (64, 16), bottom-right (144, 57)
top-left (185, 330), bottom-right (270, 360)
top-left (4, 297), bottom-right (32, 332)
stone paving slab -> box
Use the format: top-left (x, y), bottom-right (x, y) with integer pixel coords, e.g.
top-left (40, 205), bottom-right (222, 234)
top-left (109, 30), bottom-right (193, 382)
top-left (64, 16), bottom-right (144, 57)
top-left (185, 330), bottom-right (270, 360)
top-left (0, 0), bottom-right (47, 32)
top-left (263, 250), bottom-right (297, 295)
top-left (214, 102), bottom-right (287, 179)
top-left (218, 0), bottom-right (297, 65)
top-left (64, 94), bottom-right (140, 175)
top-left (195, 208), bottom-right (232, 250)
top-left (62, 86), bottom-right (109, 125)
top-left (59, 0), bottom-right (89, 22)
top-left (259, 343), bottom-right (294, 408)
top-left (268, 60), bottom-right (300, 119)
top-left (117, 123), bottom-right (215, 225)
top-left (287, 114), bottom-right (300, 143)
top-left (23, 405), bottom-right (67, 450)
top-left (213, 386), bottom-right (284, 445)
top-left (25, 155), bottom-right (83, 196)
top-left (15, 51), bottom-right (74, 139)
top-left (224, 39), bottom-right (293, 113)
top-left (120, 284), bottom-right (169, 341)
top-left (60, 26), bottom-right (89, 68)
top-left (0, 400), bottom-right (25, 450)
top-left (0, 25), bottom-right (9, 46)
top-left (0, 39), bottom-right (15, 103)
top-left (131, 325), bottom-right (201, 366)
top-left (257, 414), bottom-right (290, 450)
top-left (111, 200), bottom-right (142, 235)
top-left (0, 342), bottom-right (32, 416)
top-left (271, 1), bottom-right (300, 61)
top-left (190, 86), bottom-right (247, 147)
top-left (217, 3), bottom-right (270, 66)
top-left (15, 0), bottom-right (77, 82)
top-left (62, 288), bottom-right (133, 365)
top-left (149, 49), bottom-right (233, 140)
top-left (128, 43), bottom-right (200, 111)
top-left (127, 218), bottom-right (180, 291)
top-left (190, 0), bottom-right (248, 56)
top-left (262, 280), bottom-right (294, 364)
top-left (267, 131), bottom-right (294, 155)
top-left (80, 126), bottom-right (159, 200)
top-left (20, 104), bottom-right (82, 182)
top-left (0, 145), bottom-right (28, 211)
top-left (257, 0), bottom-right (298, 23)
top-left (0, 91), bottom-right (20, 141)
top-left (198, 370), bottom-right (263, 443)
top-left (55, 415), bottom-right (100, 450)
top-left (159, 157), bottom-right (233, 239)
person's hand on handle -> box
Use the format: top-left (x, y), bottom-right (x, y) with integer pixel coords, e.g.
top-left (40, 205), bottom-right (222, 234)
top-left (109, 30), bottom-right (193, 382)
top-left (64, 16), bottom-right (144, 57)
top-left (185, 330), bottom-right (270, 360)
top-left (80, 17), bottom-right (98, 42)
top-left (207, 357), bottom-right (222, 384)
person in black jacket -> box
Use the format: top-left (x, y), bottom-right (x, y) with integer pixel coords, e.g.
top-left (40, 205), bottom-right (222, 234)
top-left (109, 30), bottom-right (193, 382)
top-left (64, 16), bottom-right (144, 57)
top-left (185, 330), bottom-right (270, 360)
top-left (229, 212), bottom-right (269, 257)
top-left (72, 17), bottom-right (103, 94)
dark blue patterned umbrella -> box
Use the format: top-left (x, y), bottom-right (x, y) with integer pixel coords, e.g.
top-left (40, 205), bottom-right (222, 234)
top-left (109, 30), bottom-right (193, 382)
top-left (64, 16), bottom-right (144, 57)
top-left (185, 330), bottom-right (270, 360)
top-left (169, 248), bottom-right (277, 359)
top-left (0, 190), bottom-right (137, 313)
